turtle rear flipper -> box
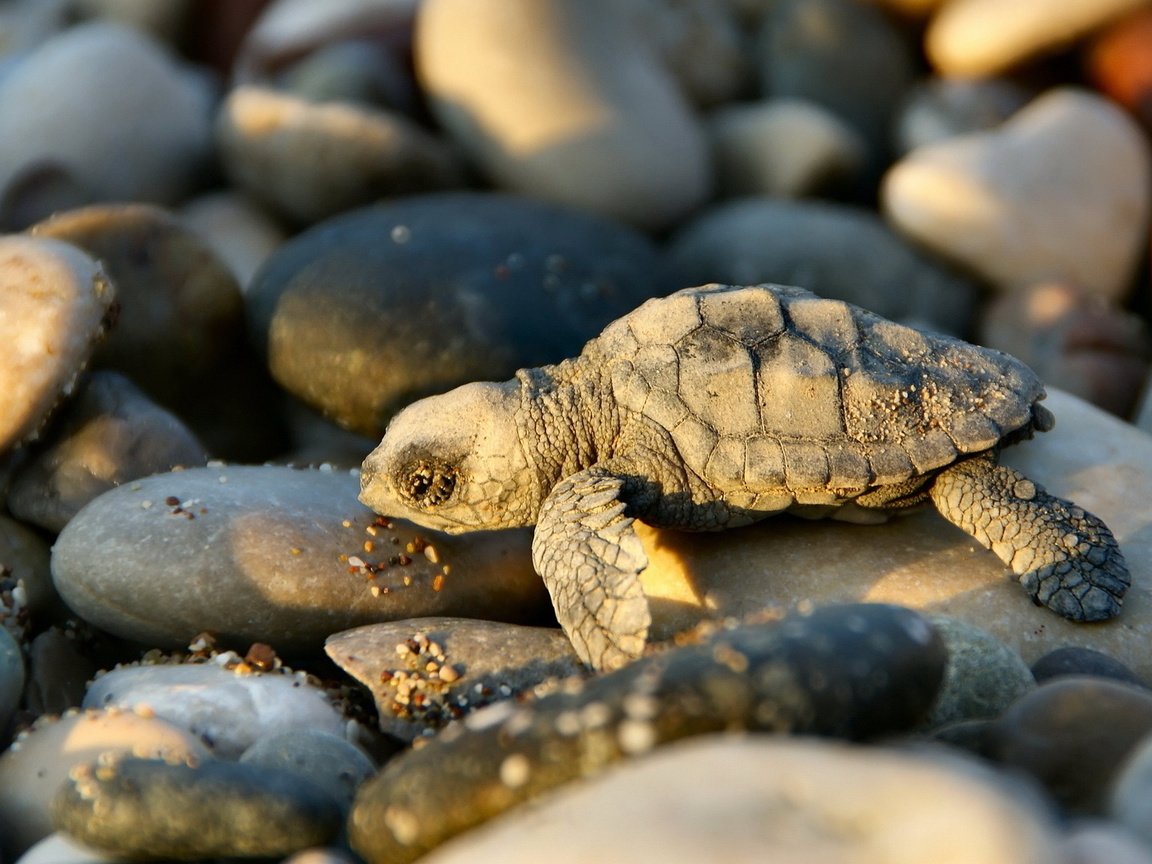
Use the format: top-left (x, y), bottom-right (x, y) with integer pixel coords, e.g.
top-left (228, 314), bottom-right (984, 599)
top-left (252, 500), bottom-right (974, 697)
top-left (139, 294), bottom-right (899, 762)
top-left (533, 465), bottom-right (650, 671)
top-left (929, 454), bottom-right (1129, 621)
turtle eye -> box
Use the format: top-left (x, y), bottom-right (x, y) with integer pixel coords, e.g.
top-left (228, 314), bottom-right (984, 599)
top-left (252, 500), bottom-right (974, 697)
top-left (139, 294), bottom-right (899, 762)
top-left (401, 461), bottom-right (457, 508)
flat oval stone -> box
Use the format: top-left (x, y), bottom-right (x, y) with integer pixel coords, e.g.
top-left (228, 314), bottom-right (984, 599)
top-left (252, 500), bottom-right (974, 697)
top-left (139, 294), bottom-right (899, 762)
top-left (326, 617), bottom-right (583, 741)
top-left (924, 616), bottom-right (1035, 728)
top-left (247, 193), bottom-right (671, 436)
top-left (418, 736), bottom-right (1062, 864)
top-left (0, 22), bottom-right (213, 227)
top-left (217, 85), bottom-right (465, 225)
top-left (239, 729), bottom-right (376, 813)
top-left (16, 832), bottom-right (117, 864)
top-left (666, 198), bottom-right (976, 333)
top-left (0, 235), bottom-right (114, 454)
top-left (416, 0), bottom-right (710, 230)
top-left (8, 372), bottom-right (208, 533)
top-left (0, 708), bottom-right (210, 858)
top-left (883, 88), bottom-right (1151, 301)
top-left (349, 604), bottom-right (945, 864)
top-left (83, 662), bottom-right (354, 759)
top-left (988, 677), bottom-right (1152, 813)
top-left (52, 756), bottom-right (342, 859)
top-left (927, 0), bottom-right (1148, 77)
top-left (51, 466), bottom-right (546, 652)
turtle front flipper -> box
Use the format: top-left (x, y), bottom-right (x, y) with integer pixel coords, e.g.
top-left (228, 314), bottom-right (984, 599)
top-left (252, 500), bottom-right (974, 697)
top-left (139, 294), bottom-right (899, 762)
top-left (928, 454), bottom-right (1129, 621)
top-left (532, 466), bottom-right (650, 671)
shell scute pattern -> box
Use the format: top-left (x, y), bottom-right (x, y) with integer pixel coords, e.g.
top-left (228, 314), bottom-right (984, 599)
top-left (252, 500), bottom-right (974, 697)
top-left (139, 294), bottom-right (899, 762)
top-left (597, 284), bottom-right (1044, 505)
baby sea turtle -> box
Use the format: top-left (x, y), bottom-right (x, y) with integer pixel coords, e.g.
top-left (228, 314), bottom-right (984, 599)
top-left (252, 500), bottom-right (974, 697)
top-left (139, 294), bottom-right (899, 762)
top-left (360, 283), bottom-right (1129, 670)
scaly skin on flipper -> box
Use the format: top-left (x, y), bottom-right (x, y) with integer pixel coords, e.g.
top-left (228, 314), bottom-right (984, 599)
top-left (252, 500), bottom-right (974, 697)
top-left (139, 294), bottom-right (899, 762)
top-left (531, 466), bottom-right (650, 671)
top-left (929, 454), bottom-right (1129, 621)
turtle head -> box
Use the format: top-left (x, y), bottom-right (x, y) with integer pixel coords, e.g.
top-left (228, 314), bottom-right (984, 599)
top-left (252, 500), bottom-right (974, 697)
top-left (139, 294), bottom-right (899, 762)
top-left (359, 380), bottom-right (538, 532)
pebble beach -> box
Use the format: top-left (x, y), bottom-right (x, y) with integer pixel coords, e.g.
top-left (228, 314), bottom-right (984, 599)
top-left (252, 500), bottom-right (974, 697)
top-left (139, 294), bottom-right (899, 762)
top-left (2, 1), bottom-right (1152, 862)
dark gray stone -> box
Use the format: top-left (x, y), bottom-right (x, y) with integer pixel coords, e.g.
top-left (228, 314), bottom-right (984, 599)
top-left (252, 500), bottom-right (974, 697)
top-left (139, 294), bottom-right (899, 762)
top-left (348, 603), bottom-right (946, 864)
top-left (246, 193), bottom-right (673, 436)
top-left (665, 199), bottom-right (977, 334)
top-left (51, 757), bottom-right (342, 859)
top-left (326, 617), bottom-right (584, 741)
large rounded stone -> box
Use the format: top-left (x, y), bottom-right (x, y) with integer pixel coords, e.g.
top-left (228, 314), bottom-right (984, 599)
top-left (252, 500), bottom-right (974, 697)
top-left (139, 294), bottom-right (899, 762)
top-left (0, 22), bottom-right (213, 228)
top-left (418, 737), bottom-right (1061, 864)
top-left (247, 193), bottom-right (672, 436)
top-left (0, 236), bottom-right (114, 454)
top-left (51, 466), bottom-right (547, 652)
top-left (416, 0), bottom-right (711, 230)
top-left (665, 198), bottom-right (977, 333)
top-left (926, 0), bottom-right (1148, 77)
top-left (8, 372), bottom-right (208, 533)
top-left (883, 88), bottom-right (1151, 301)
top-left (637, 388), bottom-right (1152, 681)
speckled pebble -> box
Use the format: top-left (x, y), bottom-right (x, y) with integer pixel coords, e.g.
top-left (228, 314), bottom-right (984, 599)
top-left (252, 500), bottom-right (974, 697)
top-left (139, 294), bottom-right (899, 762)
top-left (349, 603), bottom-right (946, 864)
top-left (924, 616), bottom-right (1035, 728)
top-left (51, 756), bottom-right (342, 859)
top-left (326, 617), bottom-right (584, 741)
top-left (82, 661), bottom-right (356, 760)
top-left (8, 372), bottom-right (208, 533)
top-left (1032, 646), bottom-right (1146, 688)
top-left (0, 513), bottom-right (55, 636)
top-left (988, 677), bottom-right (1152, 813)
top-left (0, 709), bottom-right (211, 858)
top-left (239, 729), bottom-right (376, 814)
top-left (51, 465), bottom-right (546, 652)
top-left (0, 235), bottom-right (114, 454)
